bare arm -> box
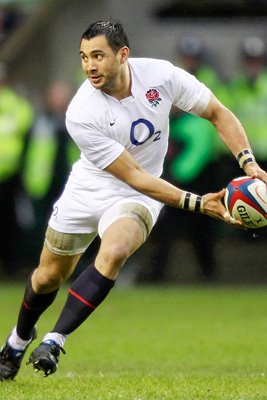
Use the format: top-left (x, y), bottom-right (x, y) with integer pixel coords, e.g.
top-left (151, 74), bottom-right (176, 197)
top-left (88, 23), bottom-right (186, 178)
top-left (105, 149), bottom-right (234, 224)
top-left (106, 150), bottom-right (183, 207)
top-left (201, 94), bottom-right (267, 184)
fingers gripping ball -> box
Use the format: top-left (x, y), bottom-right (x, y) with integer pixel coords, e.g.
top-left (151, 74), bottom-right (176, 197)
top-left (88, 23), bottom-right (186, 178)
top-left (224, 176), bottom-right (267, 229)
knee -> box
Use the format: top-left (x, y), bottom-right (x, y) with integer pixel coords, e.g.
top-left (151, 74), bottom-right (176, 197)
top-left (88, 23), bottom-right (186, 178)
top-left (32, 266), bottom-right (65, 293)
top-left (96, 243), bottom-right (129, 274)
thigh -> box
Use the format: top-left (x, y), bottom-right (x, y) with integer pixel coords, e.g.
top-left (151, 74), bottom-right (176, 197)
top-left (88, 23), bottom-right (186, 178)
top-left (96, 200), bottom-right (156, 277)
top-left (39, 245), bottom-right (81, 278)
top-left (95, 217), bottom-right (145, 279)
top-left (98, 200), bottom-right (156, 242)
top-left (101, 216), bottom-right (145, 255)
top-left (32, 227), bottom-right (97, 292)
top-left (32, 246), bottom-right (82, 293)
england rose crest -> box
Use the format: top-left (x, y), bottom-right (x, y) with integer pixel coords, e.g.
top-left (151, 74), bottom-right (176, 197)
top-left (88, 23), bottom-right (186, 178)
top-left (146, 88), bottom-right (162, 107)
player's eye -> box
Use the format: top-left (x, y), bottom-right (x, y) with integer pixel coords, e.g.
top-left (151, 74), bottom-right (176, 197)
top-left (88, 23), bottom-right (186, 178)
top-left (95, 53), bottom-right (103, 60)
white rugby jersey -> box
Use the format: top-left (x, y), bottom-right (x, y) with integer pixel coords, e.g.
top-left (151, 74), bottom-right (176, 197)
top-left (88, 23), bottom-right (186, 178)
top-left (66, 58), bottom-right (211, 181)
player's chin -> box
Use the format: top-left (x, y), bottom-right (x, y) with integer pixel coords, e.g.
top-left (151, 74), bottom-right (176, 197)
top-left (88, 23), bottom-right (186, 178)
top-left (89, 76), bottom-right (104, 87)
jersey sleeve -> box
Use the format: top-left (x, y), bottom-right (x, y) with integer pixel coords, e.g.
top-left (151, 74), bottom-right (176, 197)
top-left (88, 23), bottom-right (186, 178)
top-left (169, 65), bottom-right (211, 115)
top-left (66, 118), bottom-right (125, 170)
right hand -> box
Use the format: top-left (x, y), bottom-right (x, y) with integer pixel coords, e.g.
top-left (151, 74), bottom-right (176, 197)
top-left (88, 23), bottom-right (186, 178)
top-left (244, 161), bottom-right (267, 185)
top-left (201, 188), bottom-right (244, 227)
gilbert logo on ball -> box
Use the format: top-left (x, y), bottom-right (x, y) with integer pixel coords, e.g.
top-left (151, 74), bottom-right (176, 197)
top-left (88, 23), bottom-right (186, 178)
top-left (224, 176), bottom-right (267, 229)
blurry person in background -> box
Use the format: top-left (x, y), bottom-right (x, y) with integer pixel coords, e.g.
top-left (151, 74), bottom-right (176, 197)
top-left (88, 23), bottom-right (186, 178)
top-left (142, 37), bottom-right (229, 283)
top-left (0, 4), bottom-right (24, 45)
top-left (230, 36), bottom-right (267, 172)
top-left (0, 62), bottom-right (33, 276)
top-left (176, 37), bottom-right (220, 88)
top-left (229, 36), bottom-right (267, 240)
top-left (22, 81), bottom-right (80, 264)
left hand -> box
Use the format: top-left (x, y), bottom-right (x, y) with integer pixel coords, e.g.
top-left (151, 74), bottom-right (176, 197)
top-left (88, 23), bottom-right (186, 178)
top-left (244, 162), bottom-right (267, 185)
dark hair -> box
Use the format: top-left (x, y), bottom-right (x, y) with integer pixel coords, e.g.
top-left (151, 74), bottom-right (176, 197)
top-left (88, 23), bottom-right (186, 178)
top-left (81, 21), bottom-right (130, 53)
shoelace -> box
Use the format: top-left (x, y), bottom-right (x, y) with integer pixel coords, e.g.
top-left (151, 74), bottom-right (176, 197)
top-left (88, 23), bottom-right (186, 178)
top-left (49, 343), bottom-right (66, 362)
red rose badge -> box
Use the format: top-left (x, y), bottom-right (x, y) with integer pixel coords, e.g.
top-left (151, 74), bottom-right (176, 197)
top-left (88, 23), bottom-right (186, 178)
top-left (145, 88), bottom-right (162, 107)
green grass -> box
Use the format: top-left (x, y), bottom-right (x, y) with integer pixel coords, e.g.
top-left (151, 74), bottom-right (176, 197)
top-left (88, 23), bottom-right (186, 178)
top-left (0, 283), bottom-right (267, 399)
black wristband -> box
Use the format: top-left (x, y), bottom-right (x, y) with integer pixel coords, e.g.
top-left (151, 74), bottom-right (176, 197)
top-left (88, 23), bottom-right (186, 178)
top-left (236, 149), bottom-right (255, 169)
top-left (180, 192), bottom-right (203, 213)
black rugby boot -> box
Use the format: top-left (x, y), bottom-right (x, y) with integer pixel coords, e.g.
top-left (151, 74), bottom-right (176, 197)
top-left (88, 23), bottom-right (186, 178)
top-left (27, 340), bottom-right (65, 377)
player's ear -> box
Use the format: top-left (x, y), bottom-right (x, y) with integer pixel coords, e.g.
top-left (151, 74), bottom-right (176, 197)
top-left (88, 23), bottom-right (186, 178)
top-left (120, 46), bottom-right (130, 63)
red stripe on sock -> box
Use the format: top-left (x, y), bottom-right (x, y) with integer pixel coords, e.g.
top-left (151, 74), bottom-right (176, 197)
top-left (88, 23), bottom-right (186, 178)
top-left (23, 301), bottom-right (43, 311)
top-left (69, 289), bottom-right (96, 309)
top-left (23, 301), bottom-right (31, 310)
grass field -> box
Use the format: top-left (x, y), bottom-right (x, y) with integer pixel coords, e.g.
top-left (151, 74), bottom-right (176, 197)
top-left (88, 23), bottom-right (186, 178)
top-left (0, 283), bottom-right (267, 399)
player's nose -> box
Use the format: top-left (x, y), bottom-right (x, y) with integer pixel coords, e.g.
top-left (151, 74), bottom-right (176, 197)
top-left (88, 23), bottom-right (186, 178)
top-left (86, 58), bottom-right (97, 72)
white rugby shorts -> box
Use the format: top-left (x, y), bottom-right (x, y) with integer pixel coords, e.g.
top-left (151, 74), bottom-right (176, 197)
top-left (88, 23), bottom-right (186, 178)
top-left (48, 160), bottom-right (164, 238)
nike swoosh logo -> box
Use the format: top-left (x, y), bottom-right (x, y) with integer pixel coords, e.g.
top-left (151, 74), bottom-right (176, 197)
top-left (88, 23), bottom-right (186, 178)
top-left (110, 121), bottom-right (115, 126)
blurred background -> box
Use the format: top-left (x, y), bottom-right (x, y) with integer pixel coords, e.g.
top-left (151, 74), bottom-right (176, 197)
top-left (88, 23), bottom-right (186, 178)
top-left (1, 0), bottom-right (267, 284)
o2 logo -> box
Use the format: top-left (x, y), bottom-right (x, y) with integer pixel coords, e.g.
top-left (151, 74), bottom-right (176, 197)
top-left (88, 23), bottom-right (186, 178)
top-left (130, 118), bottom-right (161, 146)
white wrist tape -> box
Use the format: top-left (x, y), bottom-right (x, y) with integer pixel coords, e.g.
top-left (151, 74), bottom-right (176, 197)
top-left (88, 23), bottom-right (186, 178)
top-left (179, 191), bottom-right (203, 213)
top-left (236, 149), bottom-right (255, 169)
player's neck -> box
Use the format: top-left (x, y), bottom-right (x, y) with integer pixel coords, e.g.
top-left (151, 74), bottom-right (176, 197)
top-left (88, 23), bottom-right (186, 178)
top-left (103, 63), bottom-right (131, 100)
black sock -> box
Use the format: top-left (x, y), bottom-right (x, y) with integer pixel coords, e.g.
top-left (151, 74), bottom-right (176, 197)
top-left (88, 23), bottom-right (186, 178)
top-left (52, 264), bottom-right (115, 335)
top-left (16, 271), bottom-right (58, 340)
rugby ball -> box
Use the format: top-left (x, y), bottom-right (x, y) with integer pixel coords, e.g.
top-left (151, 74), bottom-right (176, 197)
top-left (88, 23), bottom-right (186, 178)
top-left (224, 176), bottom-right (267, 229)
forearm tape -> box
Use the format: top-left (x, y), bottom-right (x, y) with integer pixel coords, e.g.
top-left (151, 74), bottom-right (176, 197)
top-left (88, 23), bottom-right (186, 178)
top-left (236, 149), bottom-right (255, 169)
top-left (179, 191), bottom-right (204, 213)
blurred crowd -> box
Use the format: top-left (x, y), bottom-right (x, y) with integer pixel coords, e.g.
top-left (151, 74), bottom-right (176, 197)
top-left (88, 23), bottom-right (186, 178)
top-left (1, 29), bottom-right (267, 282)
top-left (0, 4), bottom-right (27, 45)
top-left (0, 64), bottom-right (79, 277)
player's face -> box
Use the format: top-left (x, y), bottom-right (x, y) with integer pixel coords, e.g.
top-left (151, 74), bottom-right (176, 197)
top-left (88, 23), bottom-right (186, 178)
top-left (80, 35), bottom-right (129, 94)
